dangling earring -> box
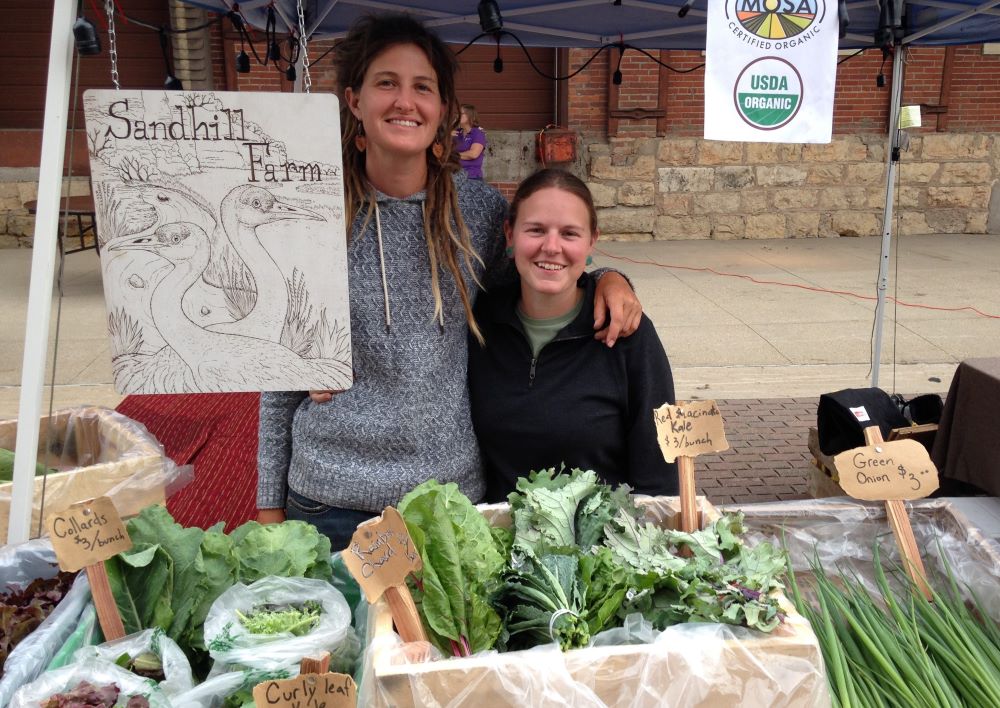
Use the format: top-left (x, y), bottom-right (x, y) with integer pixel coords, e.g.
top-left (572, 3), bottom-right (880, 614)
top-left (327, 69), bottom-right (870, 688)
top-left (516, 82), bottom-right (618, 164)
top-left (432, 141), bottom-right (444, 161)
top-left (586, 254), bottom-right (594, 266)
top-left (504, 246), bottom-right (513, 258)
top-left (354, 124), bottom-right (367, 152)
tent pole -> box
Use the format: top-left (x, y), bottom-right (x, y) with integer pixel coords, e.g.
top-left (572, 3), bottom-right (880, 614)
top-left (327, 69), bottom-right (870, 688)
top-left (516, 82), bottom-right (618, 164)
top-left (7, 0), bottom-right (77, 545)
top-left (871, 46), bottom-right (905, 390)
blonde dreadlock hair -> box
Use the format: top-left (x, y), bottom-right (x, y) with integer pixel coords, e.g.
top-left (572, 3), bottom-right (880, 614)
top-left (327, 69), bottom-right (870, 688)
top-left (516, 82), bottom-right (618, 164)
top-left (333, 13), bottom-right (485, 343)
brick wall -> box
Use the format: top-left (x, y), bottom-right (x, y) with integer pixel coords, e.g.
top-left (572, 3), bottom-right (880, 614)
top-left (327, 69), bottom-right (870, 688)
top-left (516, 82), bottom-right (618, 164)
top-left (5, 33), bottom-right (1000, 246)
top-left (203, 28), bottom-right (1000, 140)
top-left (568, 46), bottom-right (609, 136)
top-left (947, 46), bottom-right (1000, 131)
top-left (491, 182), bottom-right (518, 202)
top-left (567, 45), bottom-right (1000, 138)
top-left (208, 17), bottom-right (228, 89)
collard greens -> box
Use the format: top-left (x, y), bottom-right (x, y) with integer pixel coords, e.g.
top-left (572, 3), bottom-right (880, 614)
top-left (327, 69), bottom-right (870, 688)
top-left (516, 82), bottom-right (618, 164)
top-left (104, 505), bottom-right (332, 675)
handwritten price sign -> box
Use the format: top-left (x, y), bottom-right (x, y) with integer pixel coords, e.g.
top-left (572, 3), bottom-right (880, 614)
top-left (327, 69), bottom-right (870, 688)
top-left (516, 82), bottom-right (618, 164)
top-left (44, 496), bottom-right (132, 572)
top-left (253, 672), bottom-right (355, 708)
top-left (653, 400), bottom-right (730, 463)
top-left (342, 507), bottom-right (421, 604)
top-left (833, 439), bottom-right (940, 501)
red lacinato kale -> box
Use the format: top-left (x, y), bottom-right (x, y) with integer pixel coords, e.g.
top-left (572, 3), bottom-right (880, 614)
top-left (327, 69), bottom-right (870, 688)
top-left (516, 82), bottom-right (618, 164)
top-left (0, 570), bottom-right (76, 676)
top-left (38, 679), bottom-right (151, 707)
top-left (41, 680), bottom-right (118, 707)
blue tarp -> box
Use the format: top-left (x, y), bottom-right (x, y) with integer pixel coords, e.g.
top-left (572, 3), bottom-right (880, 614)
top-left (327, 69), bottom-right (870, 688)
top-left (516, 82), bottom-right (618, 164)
top-left (181, 0), bottom-right (1000, 49)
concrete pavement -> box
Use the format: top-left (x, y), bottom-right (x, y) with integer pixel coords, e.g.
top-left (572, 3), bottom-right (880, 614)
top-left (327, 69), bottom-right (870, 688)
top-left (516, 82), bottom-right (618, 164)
top-left (1, 232), bottom-right (998, 418)
top-left (598, 233), bottom-right (1000, 399)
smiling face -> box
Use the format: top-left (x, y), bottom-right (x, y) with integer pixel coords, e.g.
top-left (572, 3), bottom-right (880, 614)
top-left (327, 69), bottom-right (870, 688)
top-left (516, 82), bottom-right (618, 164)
top-left (345, 43), bottom-right (446, 167)
top-left (506, 186), bottom-right (598, 319)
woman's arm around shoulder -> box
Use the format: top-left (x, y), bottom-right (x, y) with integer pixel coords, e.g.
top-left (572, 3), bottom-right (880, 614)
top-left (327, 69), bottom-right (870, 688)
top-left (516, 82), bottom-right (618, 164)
top-left (590, 269), bottom-right (642, 347)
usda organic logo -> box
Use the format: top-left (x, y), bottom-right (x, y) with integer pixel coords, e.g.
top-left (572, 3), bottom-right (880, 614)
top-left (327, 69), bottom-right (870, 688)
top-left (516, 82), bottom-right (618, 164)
top-left (733, 56), bottom-right (803, 130)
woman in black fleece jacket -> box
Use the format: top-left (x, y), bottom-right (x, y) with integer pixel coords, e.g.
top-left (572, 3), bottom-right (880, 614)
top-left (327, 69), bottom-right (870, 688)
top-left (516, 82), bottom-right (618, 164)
top-left (469, 170), bottom-right (678, 502)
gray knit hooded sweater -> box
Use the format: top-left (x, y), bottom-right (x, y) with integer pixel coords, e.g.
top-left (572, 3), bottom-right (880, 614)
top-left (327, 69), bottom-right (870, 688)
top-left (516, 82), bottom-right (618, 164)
top-left (257, 175), bottom-right (509, 513)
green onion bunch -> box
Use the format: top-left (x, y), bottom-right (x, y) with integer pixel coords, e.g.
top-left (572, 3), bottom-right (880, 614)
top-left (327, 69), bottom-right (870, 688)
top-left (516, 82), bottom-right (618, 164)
top-left (786, 544), bottom-right (1000, 708)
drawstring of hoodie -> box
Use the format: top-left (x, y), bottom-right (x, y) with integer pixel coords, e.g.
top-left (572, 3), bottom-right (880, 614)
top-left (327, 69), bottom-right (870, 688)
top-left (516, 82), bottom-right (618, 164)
top-left (423, 204), bottom-right (446, 333)
top-left (373, 201), bottom-right (392, 333)
top-left (373, 200), bottom-right (445, 334)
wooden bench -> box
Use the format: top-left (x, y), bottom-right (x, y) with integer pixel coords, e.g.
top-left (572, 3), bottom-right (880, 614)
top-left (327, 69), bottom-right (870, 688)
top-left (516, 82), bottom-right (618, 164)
top-left (24, 195), bottom-right (99, 254)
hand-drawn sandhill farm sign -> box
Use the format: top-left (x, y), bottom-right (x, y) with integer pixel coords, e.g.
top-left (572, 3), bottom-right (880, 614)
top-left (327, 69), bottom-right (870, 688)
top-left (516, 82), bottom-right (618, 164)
top-left (83, 90), bottom-right (352, 394)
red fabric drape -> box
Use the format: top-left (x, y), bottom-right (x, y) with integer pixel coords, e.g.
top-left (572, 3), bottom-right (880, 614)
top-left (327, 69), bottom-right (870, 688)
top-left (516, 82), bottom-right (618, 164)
top-left (115, 393), bottom-right (259, 531)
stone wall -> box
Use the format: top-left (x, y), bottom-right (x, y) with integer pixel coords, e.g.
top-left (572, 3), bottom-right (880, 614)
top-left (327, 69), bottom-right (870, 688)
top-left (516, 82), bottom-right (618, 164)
top-left (2, 132), bottom-right (997, 246)
top-left (484, 130), bottom-right (998, 240)
top-left (0, 173), bottom-right (93, 248)
top-left (587, 132), bottom-right (999, 241)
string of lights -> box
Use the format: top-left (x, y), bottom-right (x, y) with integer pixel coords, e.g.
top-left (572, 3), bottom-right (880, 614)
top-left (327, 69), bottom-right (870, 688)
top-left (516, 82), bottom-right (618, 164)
top-left (74, 0), bottom-right (877, 89)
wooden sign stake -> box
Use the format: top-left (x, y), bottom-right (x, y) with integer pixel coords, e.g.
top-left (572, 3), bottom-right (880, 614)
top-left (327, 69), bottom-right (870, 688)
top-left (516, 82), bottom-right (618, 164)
top-left (677, 455), bottom-right (701, 534)
top-left (87, 561), bottom-right (126, 641)
top-left (299, 651), bottom-right (331, 675)
top-left (342, 507), bottom-right (427, 644)
top-left (384, 583), bottom-right (426, 644)
top-left (654, 400), bottom-right (730, 536)
top-left (863, 427), bottom-right (933, 601)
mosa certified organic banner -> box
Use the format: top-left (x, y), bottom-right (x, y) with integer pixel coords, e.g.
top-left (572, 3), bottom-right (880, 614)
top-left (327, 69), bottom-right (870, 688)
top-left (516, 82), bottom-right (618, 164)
top-left (704, 0), bottom-right (838, 142)
top-left (83, 90), bottom-right (352, 393)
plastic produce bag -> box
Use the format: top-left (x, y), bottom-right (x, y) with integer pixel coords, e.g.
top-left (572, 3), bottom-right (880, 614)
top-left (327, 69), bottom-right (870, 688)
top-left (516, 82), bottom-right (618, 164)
top-left (0, 538), bottom-right (91, 708)
top-left (358, 629), bottom-right (606, 708)
top-left (204, 575), bottom-right (352, 671)
top-left (47, 605), bottom-right (98, 671)
top-left (329, 552), bottom-right (362, 614)
top-left (72, 628), bottom-right (195, 698)
top-left (0, 406), bottom-right (193, 544)
top-left (731, 498), bottom-right (1000, 621)
top-left (9, 658), bottom-right (171, 708)
top-left (360, 606), bottom-right (829, 708)
top-left (173, 668), bottom-right (295, 708)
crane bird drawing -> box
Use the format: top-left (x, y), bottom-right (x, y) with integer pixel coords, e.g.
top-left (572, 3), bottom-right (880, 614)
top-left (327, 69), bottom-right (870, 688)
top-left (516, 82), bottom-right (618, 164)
top-left (135, 184), bottom-right (322, 343)
top-left (109, 222), bottom-right (352, 393)
top-left (134, 185), bottom-right (241, 328)
top-left (206, 184), bottom-right (323, 340)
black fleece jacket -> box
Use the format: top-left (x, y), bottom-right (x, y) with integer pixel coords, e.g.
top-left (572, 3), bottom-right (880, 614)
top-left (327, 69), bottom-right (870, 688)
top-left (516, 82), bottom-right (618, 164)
top-left (468, 273), bottom-right (678, 502)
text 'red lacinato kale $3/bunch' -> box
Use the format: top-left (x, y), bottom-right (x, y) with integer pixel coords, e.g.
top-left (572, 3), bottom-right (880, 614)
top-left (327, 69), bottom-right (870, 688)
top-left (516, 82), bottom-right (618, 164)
top-left (400, 467), bottom-right (786, 656)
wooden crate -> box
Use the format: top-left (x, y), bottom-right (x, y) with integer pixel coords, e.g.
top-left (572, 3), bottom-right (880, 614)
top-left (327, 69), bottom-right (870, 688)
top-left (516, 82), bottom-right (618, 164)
top-left (365, 496), bottom-right (826, 707)
top-left (0, 407), bottom-right (167, 544)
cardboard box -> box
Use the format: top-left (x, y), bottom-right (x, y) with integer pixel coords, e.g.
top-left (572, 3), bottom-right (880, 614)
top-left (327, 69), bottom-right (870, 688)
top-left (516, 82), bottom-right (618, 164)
top-left (0, 407), bottom-right (169, 544)
top-left (364, 496), bottom-right (828, 707)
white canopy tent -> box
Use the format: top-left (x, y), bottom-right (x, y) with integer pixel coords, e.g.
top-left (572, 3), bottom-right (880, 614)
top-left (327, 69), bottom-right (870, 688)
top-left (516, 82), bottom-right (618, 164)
top-left (10, 0), bottom-right (1000, 543)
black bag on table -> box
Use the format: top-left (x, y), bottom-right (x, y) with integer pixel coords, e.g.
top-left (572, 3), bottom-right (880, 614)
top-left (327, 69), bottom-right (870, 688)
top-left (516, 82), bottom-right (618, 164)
top-left (892, 393), bottom-right (944, 426)
top-left (817, 388), bottom-right (909, 456)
